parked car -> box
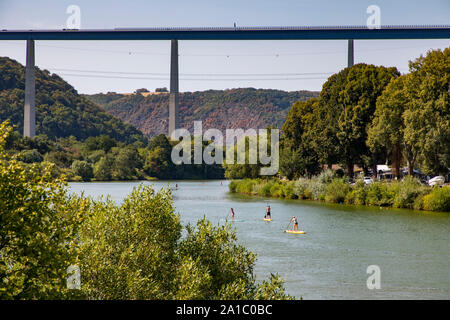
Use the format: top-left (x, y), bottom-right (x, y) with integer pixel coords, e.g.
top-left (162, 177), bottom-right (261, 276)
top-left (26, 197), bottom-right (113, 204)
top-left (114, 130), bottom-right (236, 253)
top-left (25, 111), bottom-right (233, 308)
top-left (363, 177), bottom-right (374, 185)
top-left (428, 176), bottom-right (445, 186)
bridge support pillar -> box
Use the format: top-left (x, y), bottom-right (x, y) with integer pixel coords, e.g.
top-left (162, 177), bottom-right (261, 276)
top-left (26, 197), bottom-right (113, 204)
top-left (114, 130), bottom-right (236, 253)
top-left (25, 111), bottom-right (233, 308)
top-left (347, 39), bottom-right (354, 68)
top-left (168, 39), bottom-right (179, 137)
top-left (24, 39), bottom-right (36, 137)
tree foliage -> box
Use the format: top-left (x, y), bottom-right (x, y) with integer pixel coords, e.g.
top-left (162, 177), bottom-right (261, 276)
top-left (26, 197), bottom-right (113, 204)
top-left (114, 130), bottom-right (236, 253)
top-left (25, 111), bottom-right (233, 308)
top-left (0, 121), bottom-right (86, 299)
top-left (369, 47), bottom-right (450, 176)
top-left (276, 49), bottom-right (448, 180)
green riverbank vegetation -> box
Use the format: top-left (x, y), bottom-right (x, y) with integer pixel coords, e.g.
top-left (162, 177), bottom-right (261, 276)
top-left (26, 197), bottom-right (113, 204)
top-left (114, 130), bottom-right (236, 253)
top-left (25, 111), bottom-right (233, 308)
top-left (0, 121), bottom-right (290, 299)
top-left (2, 127), bottom-right (224, 182)
top-left (229, 172), bottom-right (450, 212)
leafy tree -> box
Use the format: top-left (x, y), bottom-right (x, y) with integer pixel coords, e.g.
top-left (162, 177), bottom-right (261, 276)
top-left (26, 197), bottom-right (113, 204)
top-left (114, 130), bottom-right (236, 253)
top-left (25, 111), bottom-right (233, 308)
top-left (44, 150), bottom-right (74, 168)
top-left (279, 148), bottom-right (310, 180)
top-left (368, 74), bottom-right (415, 177)
top-left (404, 48), bottom-right (450, 175)
top-left (86, 149), bottom-right (106, 164)
top-left (0, 121), bottom-right (85, 299)
top-left (84, 135), bottom-right (117, 153)
top-left (112, 146), bottom-right (142, 180)
top-left (93, 155), bottom-right (113, 181)
top-left (144, 146), bottom-right (172, 179)
top-left (320, 64), bottom-right (399, 177)
top-left (14, 149), bottom-right (43, 163)
top-left (369, 48), bottom-right (450, 176)
top-left (72, 160), bottom-right (94, 182)
top-left (222, 134), bottom-right (266, 179)
top-left (281, 98), bottom-right (320, 178)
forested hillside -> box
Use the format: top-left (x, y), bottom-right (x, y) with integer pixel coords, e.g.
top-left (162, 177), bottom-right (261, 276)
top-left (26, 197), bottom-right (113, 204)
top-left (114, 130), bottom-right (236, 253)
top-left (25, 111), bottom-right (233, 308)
top-left (0, 57), bottom-right (144, 143)
top-left (86, 88), bottom-right (319, 137)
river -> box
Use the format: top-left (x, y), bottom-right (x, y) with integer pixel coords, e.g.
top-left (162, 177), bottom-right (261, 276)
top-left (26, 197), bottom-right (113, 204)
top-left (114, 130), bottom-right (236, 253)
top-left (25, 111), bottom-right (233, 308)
top-left (69, 180), bottom-right (450, 300)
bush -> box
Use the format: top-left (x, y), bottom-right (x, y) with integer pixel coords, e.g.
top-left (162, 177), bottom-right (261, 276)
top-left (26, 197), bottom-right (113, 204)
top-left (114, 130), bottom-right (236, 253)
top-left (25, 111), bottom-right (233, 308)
top-left (324, 178), bottom-right (350, 203)
top-left (252, 182), bottom-right (264, 195)
top-left (318, 169), bottom-right (334, 184)
top-left (393, 176), bottom-right (424, 209)
top-left (229, 170), bottom-right (448, 213)
top-left (345, 180), bottom-right (367, 205)
top-left (236, 179), bottom-right (257, 194)
top-left (228, 180), bottom-right (239, 193)
top-left (269, 182), bottom-right (285, 198)
top-left (422, 187), bottom-right (450, 212)
top-left (294, 173), bottom-right (330, 200)
top-left (259, 181), bottom-right (275, 197)
top-left (366, 182), bottom-right (395, 206)
top-left (413, 194), bottom-right (425, 210)
top-left (93, 156), bottom-right (113, 181)
top-left (282, 182), bottom-right (296, 199)
top-left (294, 178), bottom-right (309, 199)
top-left (307, 177), bottom-right (326, 201)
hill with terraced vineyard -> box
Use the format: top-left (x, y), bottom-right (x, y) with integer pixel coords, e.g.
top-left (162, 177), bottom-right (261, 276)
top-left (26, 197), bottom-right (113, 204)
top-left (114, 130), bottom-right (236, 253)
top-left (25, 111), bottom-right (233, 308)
top-left (85, 88), bottom-right (319, 137)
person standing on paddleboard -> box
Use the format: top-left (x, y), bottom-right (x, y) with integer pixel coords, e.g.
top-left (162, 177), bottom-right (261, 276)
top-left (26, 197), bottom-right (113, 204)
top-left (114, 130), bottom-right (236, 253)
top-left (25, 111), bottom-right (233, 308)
top-left (265, 205), bottom-right (271, 219)
top-left (290, 216), bottom-right (299, 231)
top-left (230, 208), bottom-right (235, 220)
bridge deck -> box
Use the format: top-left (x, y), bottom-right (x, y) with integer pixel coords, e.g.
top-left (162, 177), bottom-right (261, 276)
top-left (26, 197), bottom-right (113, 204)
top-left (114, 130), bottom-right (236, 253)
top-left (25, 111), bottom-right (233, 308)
top-left (1, 25), bottom-right (449, 40)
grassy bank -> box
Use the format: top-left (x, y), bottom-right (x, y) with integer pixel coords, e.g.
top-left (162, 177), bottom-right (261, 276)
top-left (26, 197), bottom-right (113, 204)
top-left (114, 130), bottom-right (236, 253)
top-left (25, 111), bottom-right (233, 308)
top-left (229, 171), bottom-right (450, 212)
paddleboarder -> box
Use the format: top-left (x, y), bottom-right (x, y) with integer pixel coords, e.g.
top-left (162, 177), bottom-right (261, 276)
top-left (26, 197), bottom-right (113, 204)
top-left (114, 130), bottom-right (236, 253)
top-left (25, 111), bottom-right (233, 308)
top-left (230, 208), bottom-right (235, 220)
top-left (265, 204), bottom-right (271, 220)
top-left (290, 216), bottom-right (299, 231)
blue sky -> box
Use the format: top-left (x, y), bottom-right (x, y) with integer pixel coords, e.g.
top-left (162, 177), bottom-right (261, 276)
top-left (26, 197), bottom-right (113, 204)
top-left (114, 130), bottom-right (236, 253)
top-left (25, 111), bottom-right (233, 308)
top-left (0, 0), bottom-right (449, 93)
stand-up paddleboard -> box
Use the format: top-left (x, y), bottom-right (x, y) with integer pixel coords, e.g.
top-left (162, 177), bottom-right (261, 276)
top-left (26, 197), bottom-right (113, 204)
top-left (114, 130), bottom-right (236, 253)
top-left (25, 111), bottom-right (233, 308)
top-left (264, 218), bottom-right (272, 222)
top-left (285, 230), bottom-right (306, 234)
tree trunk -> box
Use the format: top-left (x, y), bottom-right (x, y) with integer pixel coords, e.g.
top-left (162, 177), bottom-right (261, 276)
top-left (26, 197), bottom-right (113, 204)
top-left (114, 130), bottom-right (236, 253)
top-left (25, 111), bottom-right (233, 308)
top-left (391, 143), bottom-right (402, 179)
top-left (346, 160), bottom-right (354, 179)
top-left (407, 159), bottom-right (414, 176)
top-left (405, 146), bottom-right (416, 176)
top-left (370, 153), bottom-right (377, 178)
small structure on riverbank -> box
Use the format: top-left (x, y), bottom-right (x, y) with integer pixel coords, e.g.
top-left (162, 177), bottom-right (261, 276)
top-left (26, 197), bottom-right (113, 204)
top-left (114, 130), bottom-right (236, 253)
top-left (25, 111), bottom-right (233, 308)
top-left (376, 165), bottom-right (393, 180)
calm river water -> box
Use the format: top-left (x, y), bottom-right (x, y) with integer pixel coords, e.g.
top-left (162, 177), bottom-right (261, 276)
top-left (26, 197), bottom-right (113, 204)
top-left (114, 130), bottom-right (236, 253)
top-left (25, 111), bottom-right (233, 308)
top-left (69, 180), bottom-right (450, 300)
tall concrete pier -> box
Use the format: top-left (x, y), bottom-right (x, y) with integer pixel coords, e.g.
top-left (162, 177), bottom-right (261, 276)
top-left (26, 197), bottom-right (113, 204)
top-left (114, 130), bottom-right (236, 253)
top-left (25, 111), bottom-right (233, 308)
top-left (24, 39), bottom-right (36, 137)
top-left (168, 39), bottom-right (179, 137)
top-left (347, 39), bottom-right (354, 68)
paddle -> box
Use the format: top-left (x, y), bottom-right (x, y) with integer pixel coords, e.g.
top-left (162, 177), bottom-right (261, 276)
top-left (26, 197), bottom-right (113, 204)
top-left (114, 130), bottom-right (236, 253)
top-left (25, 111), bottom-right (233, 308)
top-left (284, 221), bottom-right (292, 232)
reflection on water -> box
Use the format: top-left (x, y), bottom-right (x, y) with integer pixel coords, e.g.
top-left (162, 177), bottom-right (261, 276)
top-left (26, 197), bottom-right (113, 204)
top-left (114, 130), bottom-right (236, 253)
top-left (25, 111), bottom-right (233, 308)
top-left (69, 180), bottom-right (450, 300)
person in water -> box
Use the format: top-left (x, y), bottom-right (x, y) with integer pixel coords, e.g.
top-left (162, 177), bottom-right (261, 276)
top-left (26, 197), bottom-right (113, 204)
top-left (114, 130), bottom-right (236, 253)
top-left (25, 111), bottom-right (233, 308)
top-left (290, 216), bottom-right (299, 231)
top-left (265, 205), bottom-right (271, 219)
top-left (230, 208), bottom-right (235, 220)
